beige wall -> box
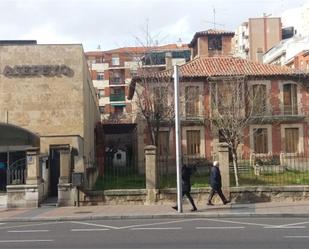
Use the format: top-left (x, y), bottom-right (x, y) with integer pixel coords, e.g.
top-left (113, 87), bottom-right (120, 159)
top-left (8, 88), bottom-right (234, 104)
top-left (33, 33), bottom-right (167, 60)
top-left (249, 18), bottom-right (281, 61)
top-left (0, 44), bottom-right (100, 172)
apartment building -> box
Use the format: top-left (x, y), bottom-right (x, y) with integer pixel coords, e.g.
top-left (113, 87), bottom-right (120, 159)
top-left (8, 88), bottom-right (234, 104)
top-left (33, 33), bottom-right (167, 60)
top-left (233, 16), bottom-right (282, 62)
top-left (85, 44), bottom-right (190, 174)
top-left (263, 36), bottom-right (309, 67)
top-left (86, 44), bottom-right (190, 122)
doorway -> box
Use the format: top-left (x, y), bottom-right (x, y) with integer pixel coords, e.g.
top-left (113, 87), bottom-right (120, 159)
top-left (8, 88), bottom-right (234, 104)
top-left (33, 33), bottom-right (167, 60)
top-left (49, 148), bottom-right (60, 197)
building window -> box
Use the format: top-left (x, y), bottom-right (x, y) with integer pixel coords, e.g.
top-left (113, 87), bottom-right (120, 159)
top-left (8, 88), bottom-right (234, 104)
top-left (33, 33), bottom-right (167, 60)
top-left (253, 128), bottom-right (268, 154)
top-left (98, 89), bottom-right (105, 98)
top-left (186, 130), bottom-right (200, 155)
top-left (283, 84), bottom-right (298, 115)
top-left (97, 72), bottom-right (104, 80)
top-left (114, 106), bottom-right (124, 114)
top-left (285, 128), bottom-right (299, 153)
top-left (185, 86), bottom-right (199, 117)
top-left (112, 55), bottom-right (120, 66)
top-left (208, 35), bottom-right (222, 51)
top-left (158, 131), bottom-right (170, 156)
top-left (111, 76), bottom-right (121, 84)
top-left (252, 84), bottom-right (266, 115)
top-left (99, 106), bottom-right (105, 114)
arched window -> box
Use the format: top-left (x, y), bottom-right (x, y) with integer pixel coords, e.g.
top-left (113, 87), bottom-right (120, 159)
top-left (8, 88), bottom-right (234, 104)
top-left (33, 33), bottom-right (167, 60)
top-left (283, 83), bottom-right (298, 115)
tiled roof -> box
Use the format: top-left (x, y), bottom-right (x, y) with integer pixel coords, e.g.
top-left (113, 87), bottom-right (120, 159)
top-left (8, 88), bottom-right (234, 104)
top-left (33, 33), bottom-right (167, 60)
top-left (85, 44), bottom-right (189, 56)
top-left (136, 56), bottom-right (308, 80)
top-left (189, 29), bottom-right (235, 47)
top-left (128, 56), bottom-right (309, 100)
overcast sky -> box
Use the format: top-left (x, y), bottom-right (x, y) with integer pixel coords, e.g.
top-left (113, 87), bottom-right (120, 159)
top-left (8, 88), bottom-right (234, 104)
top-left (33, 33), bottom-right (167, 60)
top-left (0, 0), bottom-right (307, 51)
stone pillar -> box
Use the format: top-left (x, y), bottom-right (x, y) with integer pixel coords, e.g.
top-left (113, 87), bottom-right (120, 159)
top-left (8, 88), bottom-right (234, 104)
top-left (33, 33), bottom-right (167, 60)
top-left (59, 147), bottom-right (71, 184)
top-left (57, 145), bottom-right (73, 206)
top-left (218, 143), bottom-right (230, 197)
top-left (145, 145), bottom-right (158, 204)
top-left (26, 148), bottom-right (40, 185)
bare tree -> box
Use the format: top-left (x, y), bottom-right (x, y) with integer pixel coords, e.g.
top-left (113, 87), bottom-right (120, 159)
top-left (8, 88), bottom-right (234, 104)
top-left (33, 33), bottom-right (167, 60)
top-left (209, 76), bottom-right (270, 186)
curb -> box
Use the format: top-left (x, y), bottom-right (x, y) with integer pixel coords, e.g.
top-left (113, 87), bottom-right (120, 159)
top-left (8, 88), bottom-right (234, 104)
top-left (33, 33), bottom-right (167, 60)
top-left (2, 212), bottom-right (309, 222)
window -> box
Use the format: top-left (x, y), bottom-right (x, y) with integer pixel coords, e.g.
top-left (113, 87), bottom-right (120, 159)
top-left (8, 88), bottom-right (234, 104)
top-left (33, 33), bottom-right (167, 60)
top-left (185, 86), bottom-right (199, 117)
top-left (158, 131), bottom-right (170, 156)
top-left (186, 130), bottom-right (200, 155)
top-left (208, 35), bottom-right (222, 51)
top-left (153, 86), bottom-right (168, 114)
top-left (283, 84), bottom-right (298, 115)
top-left (97, 72), bottom-right (104, 80)
top-left (285, 128), bottom-right (299, 153)
top-left (111, 76), bottom-right (121, 84)
top-left (98, 89), bottom-right (105, 98)
top-left (253, 128), bottom-right (268, 154)
top-left (252, 84), bottom-right (266, 115)
top-left (112, 55), bottom-right (120, 66)
top-left (114, 106), bottom-right (124, 114)
top-left (99, 106), bottom-right (105, 114)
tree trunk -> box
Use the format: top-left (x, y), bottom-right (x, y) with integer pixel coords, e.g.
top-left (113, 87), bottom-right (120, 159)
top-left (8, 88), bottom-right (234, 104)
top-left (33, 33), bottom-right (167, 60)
top-left (232, 150), bottom-right (239, 187)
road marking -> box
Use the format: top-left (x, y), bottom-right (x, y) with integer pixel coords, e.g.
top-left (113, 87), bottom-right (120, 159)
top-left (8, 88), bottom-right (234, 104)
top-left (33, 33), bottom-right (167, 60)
top-left (8, 230), bottom-right (49, 233)
top-left (131, 227), bottom-right (182, 230)
top-left (119, 218), bottom-right (200, 230)
top-left (264, 226), bottom-right (306, 229)
top-left (284, 236), bottom-right (309, 238)
top-left (71, 228), bottom-right (109, 232)
top-left (201, 218), bottom-right (271, 227)
top-left (70, 221), bottom-right (119, 230)
top-left (0, 221), bottom-right (65, 230)
top-left (272, 221), bottom-right (309, 228)
top-left (0, 239), bottom-right (53, 243)
top-left (196, 226), bottom-right (244, 229)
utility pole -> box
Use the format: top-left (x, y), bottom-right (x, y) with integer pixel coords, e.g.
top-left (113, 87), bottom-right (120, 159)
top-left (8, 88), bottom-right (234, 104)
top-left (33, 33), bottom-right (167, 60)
top-left (173, 65), bottom-right (182, 213)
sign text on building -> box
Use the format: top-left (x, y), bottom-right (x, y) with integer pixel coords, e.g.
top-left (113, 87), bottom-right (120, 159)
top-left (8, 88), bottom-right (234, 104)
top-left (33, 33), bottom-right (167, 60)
top-left (3, 65), bottom-right (74, 77)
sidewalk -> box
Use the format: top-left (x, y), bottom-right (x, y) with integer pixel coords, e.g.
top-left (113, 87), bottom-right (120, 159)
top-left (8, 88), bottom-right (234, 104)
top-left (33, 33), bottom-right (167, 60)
top-left (1, 200), bottom-right (309, 222)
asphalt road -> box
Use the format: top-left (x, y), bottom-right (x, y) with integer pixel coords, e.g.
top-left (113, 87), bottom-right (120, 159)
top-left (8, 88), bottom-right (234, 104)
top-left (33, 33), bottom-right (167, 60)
top-left (0, 217), bottom-right (309, 248)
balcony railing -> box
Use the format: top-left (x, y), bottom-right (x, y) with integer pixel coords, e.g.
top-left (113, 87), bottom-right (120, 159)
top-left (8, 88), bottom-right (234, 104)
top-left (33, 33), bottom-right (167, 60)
top-left (109, 78), bottom-right (124, 85)
top-left (110, 93), bottom-right (125, 102)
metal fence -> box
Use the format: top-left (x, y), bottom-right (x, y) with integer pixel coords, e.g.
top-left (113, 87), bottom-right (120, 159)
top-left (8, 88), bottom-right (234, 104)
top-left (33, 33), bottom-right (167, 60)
top-left (158, 155), bottom-right (213, 188)
top-left (96, 153), bottom-right (145, 190)
top-left (230, 153), bottom-right (309, 186)
top-left (7, 158), bottom-right (26, 185)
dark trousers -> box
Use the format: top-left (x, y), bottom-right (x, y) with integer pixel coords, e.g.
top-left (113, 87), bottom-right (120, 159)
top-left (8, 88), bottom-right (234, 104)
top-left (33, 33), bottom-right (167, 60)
top-left (208, 188), bottom-right (227, 204)
top-left (183, 191), bottom-right (197, 209)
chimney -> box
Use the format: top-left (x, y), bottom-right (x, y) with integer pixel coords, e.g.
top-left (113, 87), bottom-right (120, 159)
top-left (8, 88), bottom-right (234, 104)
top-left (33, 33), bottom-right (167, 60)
top-left (165, 52), bottom-right (173, 70)
top-left (256, 48), bottom-right (264, 63)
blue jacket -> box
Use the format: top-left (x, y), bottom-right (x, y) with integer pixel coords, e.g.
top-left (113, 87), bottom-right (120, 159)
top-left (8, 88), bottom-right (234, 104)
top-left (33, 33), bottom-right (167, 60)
top-left (210, 166), bottom-right (222, 190)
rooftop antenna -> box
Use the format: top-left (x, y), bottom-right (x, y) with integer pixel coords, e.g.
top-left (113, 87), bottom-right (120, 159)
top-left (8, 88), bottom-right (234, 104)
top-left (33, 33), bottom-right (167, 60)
top-left (203, 7), bottom-right (224, 29)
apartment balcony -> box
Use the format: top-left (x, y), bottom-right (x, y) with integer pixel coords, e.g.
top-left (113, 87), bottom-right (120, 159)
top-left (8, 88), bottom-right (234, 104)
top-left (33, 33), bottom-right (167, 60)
top-left (109, 77), bottom-right (125, 85)
top-left (110, 93), bottom-right (125, 102)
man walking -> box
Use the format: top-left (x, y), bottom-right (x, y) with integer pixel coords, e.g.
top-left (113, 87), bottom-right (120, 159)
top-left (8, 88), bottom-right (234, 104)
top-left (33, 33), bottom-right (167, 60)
top-left (207, 161), bottom-right (230, 206)
top-left (172, 164), bottom-right (197, 212)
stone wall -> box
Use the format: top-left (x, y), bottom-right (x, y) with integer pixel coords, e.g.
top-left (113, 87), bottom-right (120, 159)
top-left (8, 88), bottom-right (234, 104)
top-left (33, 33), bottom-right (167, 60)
top-left (81, 186), bottom-right (309, 206)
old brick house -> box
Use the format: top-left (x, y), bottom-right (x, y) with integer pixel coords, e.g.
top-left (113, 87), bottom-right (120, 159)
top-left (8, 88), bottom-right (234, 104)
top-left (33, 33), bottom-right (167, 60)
top-left (129, 30), bottom-right (309, 171)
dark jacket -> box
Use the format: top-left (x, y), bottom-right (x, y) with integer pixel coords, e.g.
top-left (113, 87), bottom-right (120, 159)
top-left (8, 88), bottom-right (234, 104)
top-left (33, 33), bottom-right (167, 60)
top-left (182, 165), bottom-right (193, 193)
top-left (210, 166), bottom-right (222, 190)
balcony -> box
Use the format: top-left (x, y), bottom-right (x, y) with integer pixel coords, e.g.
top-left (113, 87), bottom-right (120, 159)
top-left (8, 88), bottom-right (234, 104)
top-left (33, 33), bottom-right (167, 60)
top-left (109, 77), bottom-right (125, 85)
top-left (110, 93), bottom-right (125, 102)
top-left (250, 107), bottom-right (304, 124)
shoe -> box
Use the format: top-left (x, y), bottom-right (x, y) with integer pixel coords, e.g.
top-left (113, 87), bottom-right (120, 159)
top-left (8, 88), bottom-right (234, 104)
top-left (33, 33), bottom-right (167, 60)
top-left (172, 206), bottom-right (178, 210)
top-left (190, 207), bottom-right (197, 212)
top-left (207, 202), bottom-right (214, 206)
top-left (223, 200), bottom-right (231, 205)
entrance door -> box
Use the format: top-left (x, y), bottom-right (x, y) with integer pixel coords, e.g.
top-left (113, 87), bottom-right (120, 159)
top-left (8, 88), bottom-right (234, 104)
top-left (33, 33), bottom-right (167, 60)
top-left (49, 149), bottom-right (60, 197)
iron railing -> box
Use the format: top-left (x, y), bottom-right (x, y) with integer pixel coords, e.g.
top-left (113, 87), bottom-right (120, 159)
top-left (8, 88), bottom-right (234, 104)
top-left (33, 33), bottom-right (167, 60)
top-left (7, 158), bottom-right (26, 185)
top-left (230, 153), bottom-right (309, 186)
